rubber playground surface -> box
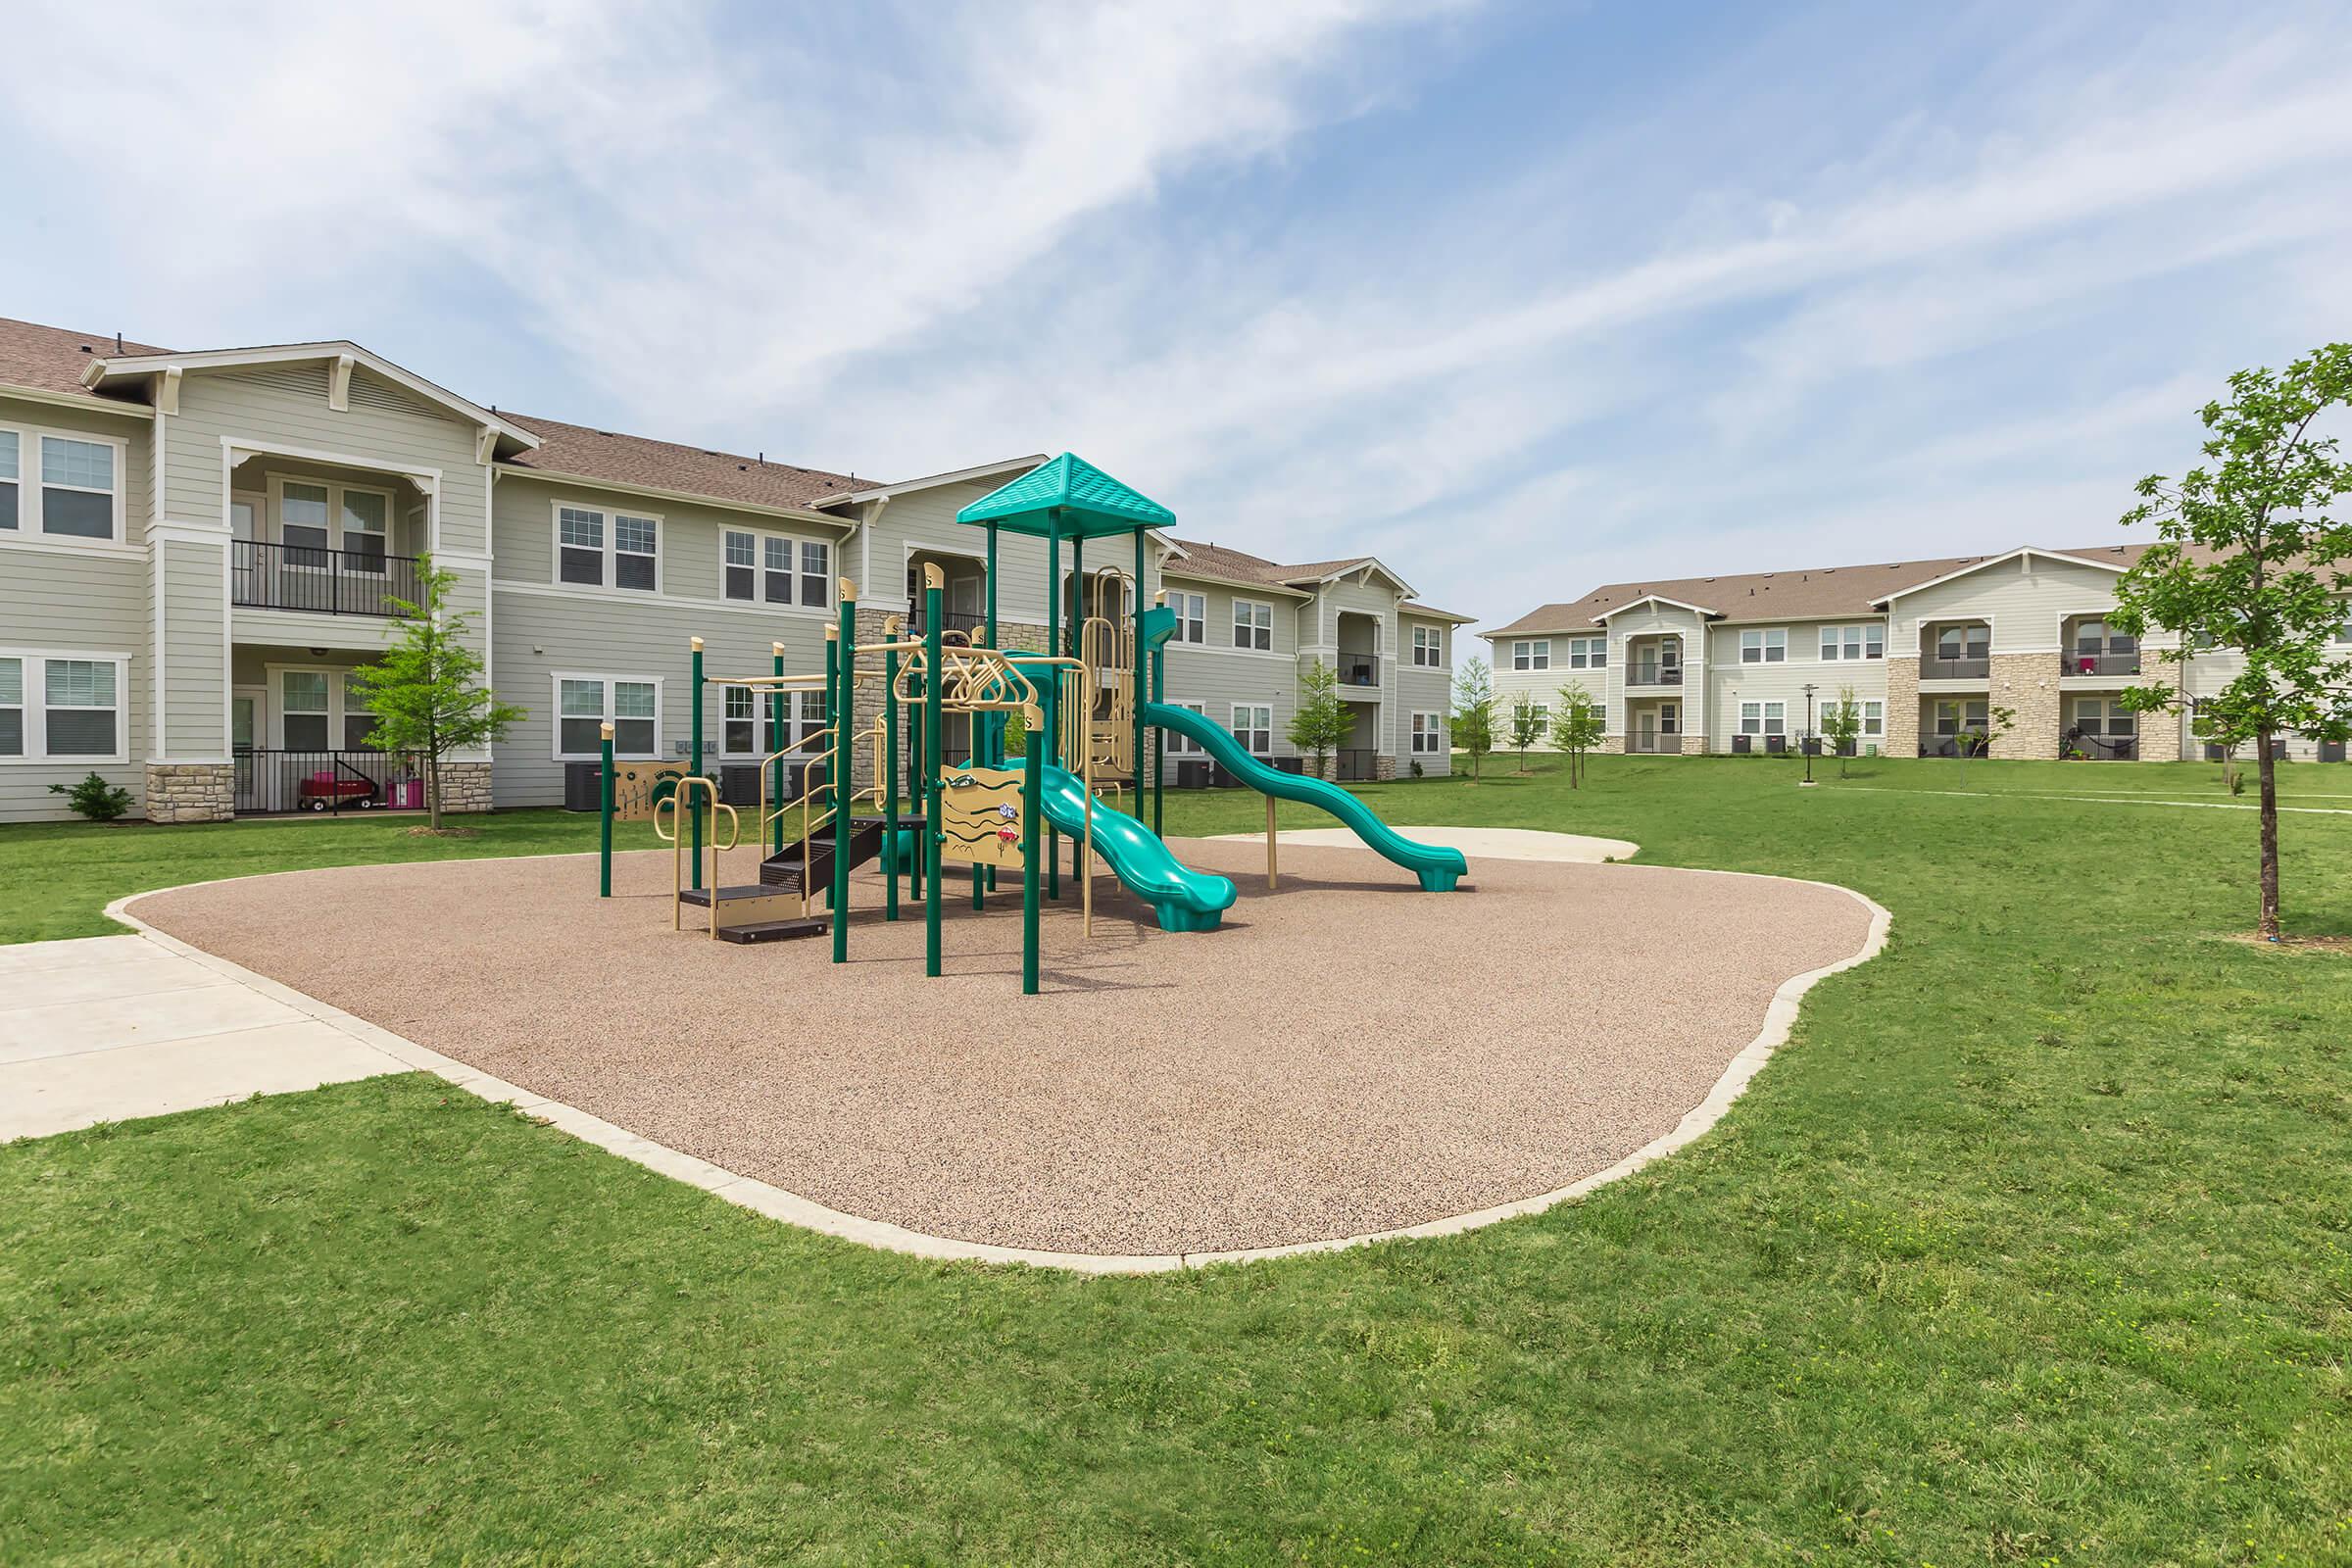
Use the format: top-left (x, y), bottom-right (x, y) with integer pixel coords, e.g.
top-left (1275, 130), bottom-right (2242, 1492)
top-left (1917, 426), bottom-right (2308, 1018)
top-left (130, 839), bottom-right (1876, 1257)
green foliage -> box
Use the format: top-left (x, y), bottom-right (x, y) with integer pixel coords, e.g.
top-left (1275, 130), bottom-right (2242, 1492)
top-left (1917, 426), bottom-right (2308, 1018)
top-left (1953, 704), bottom-right (2015, 784)
top-left (1450, 658), bottom-right (1496, 780)
top-left (1547, 680), bottom-right (1605, 787)
top-left (47, 771), bottom-right (134, 822)
top-left (1505, 695), bottom-right (1544, 771)
top-left (2111, 342), bottom-right (2352, 935)
top-left (1003, 705), bottom-right (1029, 758)
top-left (347, 558), bottom-right (524, 830)
top-left (1820, 685), bottom-right (1864, 778)
top-left (1286, 659), bottom-right (1351, 778)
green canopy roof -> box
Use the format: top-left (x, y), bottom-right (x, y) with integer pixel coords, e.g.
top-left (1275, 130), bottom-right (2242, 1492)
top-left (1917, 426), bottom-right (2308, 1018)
top-left (955, 453), bottom-right (1175, 540)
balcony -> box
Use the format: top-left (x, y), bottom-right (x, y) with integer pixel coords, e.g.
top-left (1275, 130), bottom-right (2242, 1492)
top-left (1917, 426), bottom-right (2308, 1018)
top-left (231, 541), bottom-right (423, 617)
top-left (904, 606), bottom-right (987, 639)
top-left (1338, 652), bottom-right (1380, 688)
top-left (2066, 652), bottom-right (2141, 677)
top-left (1337, 748), bottom-right (1378, 781)
top-left (1629, 731), bottom-right (1683, 755)
top-left (233, 748), bottom-right (426, 814)
top-left (1922, 656), bottom-right (1990, 680)
top-left (1626, 661), bottom-right (1682, 687)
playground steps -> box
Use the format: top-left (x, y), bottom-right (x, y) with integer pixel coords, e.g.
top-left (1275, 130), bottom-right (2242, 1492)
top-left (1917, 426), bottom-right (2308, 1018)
top-left (713, 916), bottom-right (829, 945)
top-left (678, 884), bottom-right (822, 936)
top-left (759, 814), bottom-right (909, 896)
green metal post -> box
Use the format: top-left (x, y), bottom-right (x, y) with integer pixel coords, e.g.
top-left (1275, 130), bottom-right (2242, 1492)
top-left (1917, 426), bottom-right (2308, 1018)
top-left (1152, 639), bottom-right (1166, 839)
top-left (883, 630), bottom-right (901, 921)
top-left (832, 589), bottom-right (855, 963)
top-left (1021, 670), bottom-right (1041, 996)
top-left (598, 723), bottom-right (614, 897)
top-left (1133, 528), bottom-right (1147, 820)
top-left (1045, 514), bottom-right (1060, 903)
top-left (1069, 530), bottom-right (1085, 887)
top-left (923, 574), bottom-right (945, 977)
top-left (985, 521), bottom-right (1000, 762)
top-left (689, 638), bottom-right (705, 891)
top-left (822, 624), bottom-right (838, 910)
top-left (769, 642), bottom-right (786, 857)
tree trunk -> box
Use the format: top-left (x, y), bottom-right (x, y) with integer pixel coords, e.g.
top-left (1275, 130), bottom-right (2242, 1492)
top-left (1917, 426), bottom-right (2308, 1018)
top-left (2256, 729), bottom-right (2281, 938)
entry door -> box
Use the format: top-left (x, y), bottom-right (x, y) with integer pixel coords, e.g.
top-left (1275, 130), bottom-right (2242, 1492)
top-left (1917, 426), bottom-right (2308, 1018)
top-left (231, 685), bottom-right (266, 810)
top-left (950, 574), bottom-right (981, 630)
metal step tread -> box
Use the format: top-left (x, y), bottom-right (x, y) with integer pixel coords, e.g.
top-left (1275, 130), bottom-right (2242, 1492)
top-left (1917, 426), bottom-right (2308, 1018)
top-left (715, 917), bottom-right (829, 944)
top-left (678, 884), bottom-right (794, 906)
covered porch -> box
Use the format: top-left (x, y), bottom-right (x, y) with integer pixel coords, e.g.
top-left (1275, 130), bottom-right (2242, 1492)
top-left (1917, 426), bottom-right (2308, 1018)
top-left (227, 452), bottom-right (431, 618)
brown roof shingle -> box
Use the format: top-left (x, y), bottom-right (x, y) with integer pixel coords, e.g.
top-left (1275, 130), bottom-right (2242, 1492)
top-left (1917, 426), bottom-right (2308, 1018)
top-left (1483, 543), bottom-right (2161, 637)
top-left (0, 317), bottom-right (172, 402)
top-left (498, 412), bottom-right (860, 514)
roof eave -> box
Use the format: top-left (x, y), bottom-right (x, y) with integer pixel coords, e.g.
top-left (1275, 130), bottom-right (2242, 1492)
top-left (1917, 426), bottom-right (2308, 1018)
top-left (1871, 546), bottom-right (2125, 608)
top-left (495, 462), bottom-right (854, 530)
top-left (0, 379), bottom-right (155, 418)
top-left (84, 341), bottom-right (542, 451)
top-left (810, 453), bottom-right (1051, 510)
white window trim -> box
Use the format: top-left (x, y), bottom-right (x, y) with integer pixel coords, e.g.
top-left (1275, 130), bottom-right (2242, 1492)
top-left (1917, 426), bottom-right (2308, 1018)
top-left (0, 421), bottom-right (129, 546)
top-left (1231, 702), bottom-right (1274, 756)
top-left (1410, 710), bottom-right (1446, 754)
top-left (1167, 591), bottom-right (1207, 645)
top-left (552, 672), bottom-right (664, 761)
top-left (266, 472), bottom-right (402, 577)
top-left (1564, 635), bottom-right (1608, 670)
top-left (0, 648), bottom-right (131, 765)
top-left (1819, 622), bottom-right (1886, 662)
top-left (718, 523), bottom-right (829, 610)
top-left (1511, 639), bottom-right (1552, 671)
top-left (550, 498), bottom-right (662, 594)
top-left (718, 686), bottom-right (822, 758)
top-left (1740, 627), bottom-right (1788, 664)
top-left (262, 662), bottom-right (382, 751)
top-left (1410, 625), bottom-right (1446, 667)
top-left (1161, 700), bottom-right (1207, 755)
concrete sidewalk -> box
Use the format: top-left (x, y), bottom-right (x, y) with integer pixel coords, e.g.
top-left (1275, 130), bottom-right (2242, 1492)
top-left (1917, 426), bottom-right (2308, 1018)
top-left (0, 934), bottom-right (410, 1141)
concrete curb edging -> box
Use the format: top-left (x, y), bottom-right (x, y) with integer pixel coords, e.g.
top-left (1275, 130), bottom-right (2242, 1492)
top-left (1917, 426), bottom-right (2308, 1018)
top-left (107, 836), bottom-right (1890, 1276)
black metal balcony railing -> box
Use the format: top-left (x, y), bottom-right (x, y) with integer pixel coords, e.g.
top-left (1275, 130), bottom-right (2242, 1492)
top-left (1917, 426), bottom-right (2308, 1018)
top-left (1338, 652), bottom-right (1379, 687)
top-left (232, 748), bottom-right (426, 814)
top-left (1627, 662), bottom-right (1683, 686)
top-left (1629, 731), bottom-right (1683, 754)
top-left (2068, 652), bottom-right (2142, 676)
top-left (1337, 748), bottom-right (1378, 781)
top-left (1920, 735), bottom-right (1992, 759)
top-left (231, 540), bottom-right (423, 616)
top-left (1923, 656), bottom-right (1991, 679)
top-left (905, 606), bottom-right (987, 637)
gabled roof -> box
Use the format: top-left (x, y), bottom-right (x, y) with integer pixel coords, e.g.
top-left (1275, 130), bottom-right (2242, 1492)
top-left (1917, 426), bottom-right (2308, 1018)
top-left (1399, 601), bottom-right (1477, 624)
top-left (1592, 593), bottom-right (1719, 622)
top-left (500, 412), bottom-right (859, 517)
top-left (956, 452), bottom-right (1176, 540)
top-left (1159, 539), bottom-right (1315, 598)
top-left (1270, 556), bottom-right (1421, 600)
top-left (1484, 542), bottom-right (2164, 638)
top-left (1868, 546), bottom-right (2131, 606)
top-left (82, 337), bottom-right (542, 451)
top-left (812, 455), bottom-right (1049, 509)
top-left (0, 317), bottom-right (172, 411)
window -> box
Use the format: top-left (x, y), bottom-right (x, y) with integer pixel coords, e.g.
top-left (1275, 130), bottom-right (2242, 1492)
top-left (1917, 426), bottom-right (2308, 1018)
top-left (37, 436), bottom-right (118, 540)
top-left (1861, 700), bottom-right (1885, 737)
top-left (720, 527), bottom-right (824, 607)
top-left (720, 686), bottom-right (818, 757)
top-left (557, 676), bottom-right (659, 758)
top-left (1820, 623), bottom-right (1883, 661)
top-left (1411, 710), bottom-right (1446, 754)
top-left (342, 490), bottom-right (388, 572)
top-left (1233, 600), bottom-right (1272, 651)
top-left (1410, 625), bottom-right (1444, 666)
top-left (1162, 701), bottom-right (1206, 756)
top-left (614, 514), bottom-right (659, 591)
top-left (0, 654), bottom-right (127, 760)
top-left (1656, 702), bottom-right (1680, 735)
top-left (342, 674), bottom-right (376, 751)
top-left (0, 431), bottom-right (16, 531)
top-left (1935, 699), bottom-right (1988, 737)
top-left (1740, 701), bottom-right (1787, 735)
top-left (556, 505), bottom-right (659, 591)
top-left (1565, 636), bottom-right (1606, 669)
top-left (1936, 624), bottom-right (1990, 661)
top-left (1168, 592), bottom-right (1205, 644)
top-left (2073, 698), bottom-right (2135, 739)
top-left (283, 483), bottom-right (332, 567)
top-left (1233, 704), bottom-right (1272, 755)
top-left (1740, 628), bottom-right (1788, 663)
top-left (2075, 616), bottom-right (2136, 656)
top-left (281, 670), bottom-right (331, 750)
top-left (1511, 639), bottom-right (1550, 671)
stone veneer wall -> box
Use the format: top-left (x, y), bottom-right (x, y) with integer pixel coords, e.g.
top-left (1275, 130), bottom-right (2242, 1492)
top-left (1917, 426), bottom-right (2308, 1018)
top-left (434, 761), bottom-right (494, 813)
top-left (844, 611), bottom-right (1051, 792)
top-left (1988, 653), bottom-right (2060, 760)
top-left (1883, 657), bottom-right (1921, 760)
top-left (143, 763), bottom-right (235, 824)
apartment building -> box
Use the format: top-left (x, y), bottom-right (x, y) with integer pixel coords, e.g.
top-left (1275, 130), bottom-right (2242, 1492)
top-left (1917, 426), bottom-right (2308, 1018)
top-left (1485, 544), bottom-right (2351, 762)
top-left (0, 316), bottom-right (1457, 822)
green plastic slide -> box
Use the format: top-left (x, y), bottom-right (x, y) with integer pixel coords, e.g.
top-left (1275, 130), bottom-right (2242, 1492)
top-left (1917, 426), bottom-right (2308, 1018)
top-left (1143, 702), bottom-right (1467, 892)
top-left (1035, 762), bottom-right (1236, 932)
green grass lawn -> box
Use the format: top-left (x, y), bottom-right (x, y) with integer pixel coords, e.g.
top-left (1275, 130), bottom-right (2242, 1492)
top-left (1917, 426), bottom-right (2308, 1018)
top-left (4, 757), bottom-right (2350, 1563)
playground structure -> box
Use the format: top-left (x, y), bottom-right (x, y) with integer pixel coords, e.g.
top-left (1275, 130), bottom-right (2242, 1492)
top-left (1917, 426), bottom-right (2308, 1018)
top-left (596, 453), bottom-right (1468, 994)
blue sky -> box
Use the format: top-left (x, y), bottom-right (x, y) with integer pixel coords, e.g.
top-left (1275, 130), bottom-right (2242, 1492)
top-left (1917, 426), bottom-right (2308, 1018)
top-left (4, 0), bottom-right (2348, 629)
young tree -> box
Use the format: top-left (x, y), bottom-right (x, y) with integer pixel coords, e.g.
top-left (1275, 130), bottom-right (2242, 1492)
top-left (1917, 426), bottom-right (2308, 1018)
top-left (1953, 704), bottom-right (2014, 786)
top-left (1287, 658), bottom-right (1351, 780)
top-left (2113, 343), bottom-right (2352, 938)
top-left (1506, 695), bottom-right (1544, 772)
top-left (348, 558), bottom-right (524, 832)
top-left (1451, 659), bottom-right (1497, 781)
top-left (1549, 680), bottom-right (1605, 788)
top-left (1821, 685), bottom-right (1863, 778)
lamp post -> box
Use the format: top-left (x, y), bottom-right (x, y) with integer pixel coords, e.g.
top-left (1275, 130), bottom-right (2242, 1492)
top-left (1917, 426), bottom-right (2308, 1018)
top-left (1801, 683), bottom-right (1817, 786)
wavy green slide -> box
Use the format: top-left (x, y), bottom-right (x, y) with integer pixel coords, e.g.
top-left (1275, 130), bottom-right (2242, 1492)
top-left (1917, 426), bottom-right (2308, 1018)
top-left (1144, 702), bottom-right (1468, 892)
top-left (1035, 762), bottom-right (1236, 933)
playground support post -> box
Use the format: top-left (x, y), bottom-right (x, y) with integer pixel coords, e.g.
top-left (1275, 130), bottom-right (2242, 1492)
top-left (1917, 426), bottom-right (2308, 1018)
top-left (832, 583), bottom-right (856, 964)
top-left (598, 721), bottom-right (614, 897)
top-left (922, 565), bottom-right (945, 977)
top-left (1133, 528), bottom-right (1146, 821)
top-left (1266, 794), bottom-right (1278, 889)
top-left (822, 623), bottom-right (839, 909)
top-left (769, 642), bottom-right (785, 857)
top-left (1021, 692), bottom-right (1042, 996)
top-left (1045, 514), bottom-right (1060, 902)
top-left (689, 637), bottom-right (705, 890)
top-left (883, 620), bottom-right (901, 921)
top-left (1151, 599), bottom-right (1166, 839)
